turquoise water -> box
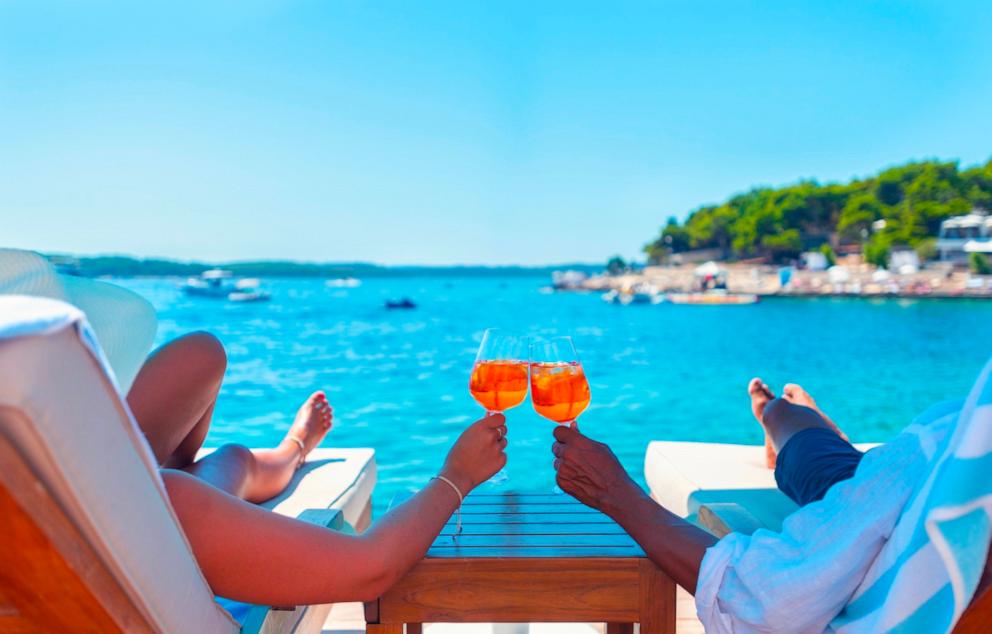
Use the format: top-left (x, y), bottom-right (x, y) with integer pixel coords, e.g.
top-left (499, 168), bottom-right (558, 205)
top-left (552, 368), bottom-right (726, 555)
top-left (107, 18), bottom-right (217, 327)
top-left (117, 277), bottom-right (992, 513)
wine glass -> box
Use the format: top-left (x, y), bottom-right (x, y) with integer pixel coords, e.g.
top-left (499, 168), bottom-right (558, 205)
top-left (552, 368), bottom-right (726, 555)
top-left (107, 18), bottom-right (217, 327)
top-left (468, 328), bottom-right (529, 485)
top-left (529, 336), bottom-right (592, 430)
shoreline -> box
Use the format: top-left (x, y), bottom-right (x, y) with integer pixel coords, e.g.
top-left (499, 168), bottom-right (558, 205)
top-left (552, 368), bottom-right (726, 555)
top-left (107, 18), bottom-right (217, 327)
top-left (570, 262), bottom-right (992, 301)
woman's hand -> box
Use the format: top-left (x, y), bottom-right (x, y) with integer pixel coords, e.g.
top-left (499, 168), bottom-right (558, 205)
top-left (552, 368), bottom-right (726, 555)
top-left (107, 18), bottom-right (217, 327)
top-left (439, 413), bottom-right (508, 495)
top-left (552, 424), bottom-right (638, 517)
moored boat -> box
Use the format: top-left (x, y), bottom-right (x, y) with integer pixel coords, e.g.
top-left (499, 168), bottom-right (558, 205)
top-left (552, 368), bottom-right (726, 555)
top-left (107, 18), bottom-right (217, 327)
top-left (326, 277), bottom-right (361, 288)
top-left (183, 270), bottom-right (271, 302)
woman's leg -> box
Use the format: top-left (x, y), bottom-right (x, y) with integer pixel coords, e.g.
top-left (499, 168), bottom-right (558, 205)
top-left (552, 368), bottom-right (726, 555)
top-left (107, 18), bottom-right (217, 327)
top-left (128, 331), bottom-right (333, 502)
top-left (184, 392), bottom-right (332, 503)
top-left (127, 331), bottom-right (227, 468)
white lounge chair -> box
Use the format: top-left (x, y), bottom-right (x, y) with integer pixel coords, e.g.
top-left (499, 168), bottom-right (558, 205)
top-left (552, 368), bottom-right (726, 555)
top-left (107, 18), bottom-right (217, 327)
top-left (0, 294), bottom-right (375, 632)
top-left (644, 439), bottom-right (878, 532)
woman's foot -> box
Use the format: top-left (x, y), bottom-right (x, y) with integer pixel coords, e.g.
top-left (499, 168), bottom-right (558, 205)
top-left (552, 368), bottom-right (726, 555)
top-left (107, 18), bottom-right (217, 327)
top-left (284, 391), bottom-right (333, 467)
top-left (782, 383), bottom-right (849, 441)
top-left (748, 378), bottom-right (779, 468)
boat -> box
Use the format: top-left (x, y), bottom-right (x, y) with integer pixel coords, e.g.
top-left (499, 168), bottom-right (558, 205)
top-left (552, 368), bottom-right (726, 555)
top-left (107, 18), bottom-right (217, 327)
top-left (385, 298), bottom-right (416, 310)
top-left (551, 270), bottom-right (589, 291)
top-left (227, 279), bottom-right (271, 303)
top-left (603, 283), bottom-right (661, 305)
top-left (183, 270), bottom-right (271, 302)
top-left (326, 277), bottom-right (361, 288)
top-left (183, 269), bottom-right (234, 298)
top-left (666, 290), bottom-right (759, 305)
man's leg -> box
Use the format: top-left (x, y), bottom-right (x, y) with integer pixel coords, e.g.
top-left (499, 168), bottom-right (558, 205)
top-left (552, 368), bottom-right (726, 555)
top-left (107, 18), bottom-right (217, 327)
top-left (749, 378), bottom-right (863, 506)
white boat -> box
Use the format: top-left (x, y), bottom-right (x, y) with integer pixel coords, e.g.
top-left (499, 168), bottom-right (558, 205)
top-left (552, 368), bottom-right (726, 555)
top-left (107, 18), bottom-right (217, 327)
top-left (603, 283), bottom-right (661, 305)
top-left (183, 269), bottom-right (234, 298)
top-left (551, 270), bottom-right (588, 290)
top-left (326, 277), bottom-right (361, 288)
top-left (228, 279), bottom-right (271, 303)
top-left (183, 271), bottom-right (271, 302)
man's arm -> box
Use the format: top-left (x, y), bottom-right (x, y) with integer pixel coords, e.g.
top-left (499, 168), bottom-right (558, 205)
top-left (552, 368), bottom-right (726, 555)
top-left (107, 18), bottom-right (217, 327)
top-left (552, 425), bottom-right (716, 593)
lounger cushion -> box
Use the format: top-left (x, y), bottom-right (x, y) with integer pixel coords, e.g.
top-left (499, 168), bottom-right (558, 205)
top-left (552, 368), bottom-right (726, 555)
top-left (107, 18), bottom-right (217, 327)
top-left (0, 297), bottom-right (238, 633)
top-left (644, 440), bottom-right (879, 533)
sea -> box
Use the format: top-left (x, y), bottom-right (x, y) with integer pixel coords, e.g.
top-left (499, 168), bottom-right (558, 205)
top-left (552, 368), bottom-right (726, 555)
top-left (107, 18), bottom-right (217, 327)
top-left (116, 276), bottom-right (992, 514)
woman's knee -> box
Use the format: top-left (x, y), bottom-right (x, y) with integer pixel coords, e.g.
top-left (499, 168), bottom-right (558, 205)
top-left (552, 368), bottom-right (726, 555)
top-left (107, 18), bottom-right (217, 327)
top-left (179, 331), bottom-right (227, 368)
top-left (157, 331), bottom-right (227, 384)
top-left (213, 443), bottom-right (255, 471)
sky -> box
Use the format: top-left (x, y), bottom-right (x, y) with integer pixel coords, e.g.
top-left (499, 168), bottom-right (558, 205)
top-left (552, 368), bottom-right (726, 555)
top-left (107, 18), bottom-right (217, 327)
top-left (2, 1), bottom-right (991, 266)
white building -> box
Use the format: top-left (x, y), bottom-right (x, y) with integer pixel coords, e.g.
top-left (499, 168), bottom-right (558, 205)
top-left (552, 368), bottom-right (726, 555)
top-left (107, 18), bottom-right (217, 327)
top-left (937, 211), bottom-right (992, 263)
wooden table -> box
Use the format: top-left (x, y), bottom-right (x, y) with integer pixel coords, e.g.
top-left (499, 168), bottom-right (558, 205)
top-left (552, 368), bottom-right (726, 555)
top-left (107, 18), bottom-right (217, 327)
top-left (364, 491), bottom-right (676, 634)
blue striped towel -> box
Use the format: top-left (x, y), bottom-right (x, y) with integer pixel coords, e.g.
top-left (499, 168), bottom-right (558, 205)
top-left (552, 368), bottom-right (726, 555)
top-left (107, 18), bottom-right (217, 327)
top-left (833, 360), bottom-right (992, 632)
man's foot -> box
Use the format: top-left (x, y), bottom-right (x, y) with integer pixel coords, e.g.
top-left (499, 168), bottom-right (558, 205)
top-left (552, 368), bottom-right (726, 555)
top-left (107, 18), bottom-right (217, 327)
top-left (782, 383), bottom-right (849, 441)
top-left (284, 391), bottom-right (333, 466)
top-left (748, 377), bottom-right (775, 423)
top-left (748, 378), bottom-right (779, 468)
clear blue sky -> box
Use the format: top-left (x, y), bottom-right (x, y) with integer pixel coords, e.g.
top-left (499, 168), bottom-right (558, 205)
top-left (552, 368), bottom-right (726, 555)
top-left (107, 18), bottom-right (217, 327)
top-left (2, 1), bottom-right (991, 265)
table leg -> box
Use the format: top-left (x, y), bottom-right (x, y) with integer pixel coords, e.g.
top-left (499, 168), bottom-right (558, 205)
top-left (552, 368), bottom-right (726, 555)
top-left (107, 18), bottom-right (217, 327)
top-left (606, 624), bottom-right (634, 634)
top-left (639, 559), bottom-right (676, 634)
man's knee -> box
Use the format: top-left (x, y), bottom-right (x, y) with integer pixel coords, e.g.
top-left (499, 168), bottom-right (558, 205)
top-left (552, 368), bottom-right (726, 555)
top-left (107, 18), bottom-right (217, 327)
top-left (762, 397), bottom-right (791, 429)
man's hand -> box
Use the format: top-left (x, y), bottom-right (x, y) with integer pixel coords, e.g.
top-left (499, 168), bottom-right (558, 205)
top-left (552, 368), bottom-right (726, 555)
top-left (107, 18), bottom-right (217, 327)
top-left (552, 424), bottom-right (639, 517)
top-left (551, 424), bottom-right (717, 594)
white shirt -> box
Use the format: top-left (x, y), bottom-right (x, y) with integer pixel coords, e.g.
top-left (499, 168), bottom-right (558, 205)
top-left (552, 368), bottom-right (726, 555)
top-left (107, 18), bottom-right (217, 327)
top-left (695, 400), bottom-right (961, 633)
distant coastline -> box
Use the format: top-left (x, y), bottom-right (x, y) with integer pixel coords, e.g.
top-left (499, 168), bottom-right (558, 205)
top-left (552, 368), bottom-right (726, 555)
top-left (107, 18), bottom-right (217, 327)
top-left (46, 254), bottom-right (604, 279)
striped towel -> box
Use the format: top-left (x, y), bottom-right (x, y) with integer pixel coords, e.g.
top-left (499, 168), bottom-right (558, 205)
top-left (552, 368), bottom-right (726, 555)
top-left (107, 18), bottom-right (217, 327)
top-left (833, 360), bottom-right (992, 632)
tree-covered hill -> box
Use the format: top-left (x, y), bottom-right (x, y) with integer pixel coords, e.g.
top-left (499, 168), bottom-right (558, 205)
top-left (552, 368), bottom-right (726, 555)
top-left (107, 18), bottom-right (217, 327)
top-left (646, 158), bottom-right (992, 265)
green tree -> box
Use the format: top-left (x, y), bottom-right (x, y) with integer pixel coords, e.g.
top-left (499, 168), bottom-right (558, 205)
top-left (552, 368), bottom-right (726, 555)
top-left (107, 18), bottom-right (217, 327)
top-left (970, 252), bottom-right (992, 275)
top-left (645, 156), bottom-right (989, 263)
top-left (819, 243), bottom-right (837, 266)
top-left (606, 255), bottom-right (628, 276)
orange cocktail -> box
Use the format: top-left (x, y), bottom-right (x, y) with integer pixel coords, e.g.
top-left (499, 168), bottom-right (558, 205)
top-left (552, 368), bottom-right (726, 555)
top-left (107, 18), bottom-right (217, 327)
top-left (529, 361), bottom-right (591, 424)
top-left (469, 360), bottom-right (529, 413)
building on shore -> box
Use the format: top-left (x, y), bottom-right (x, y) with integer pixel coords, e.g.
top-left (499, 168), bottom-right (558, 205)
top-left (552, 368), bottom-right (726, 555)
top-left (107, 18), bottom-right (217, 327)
top-left (937, 210), bottom-right (992, 263)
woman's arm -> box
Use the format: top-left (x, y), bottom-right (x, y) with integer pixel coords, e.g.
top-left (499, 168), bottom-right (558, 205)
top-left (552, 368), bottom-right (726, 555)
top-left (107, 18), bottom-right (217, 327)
top-left (551, 425), bottom-right (716, 593)
top-left (165, 413), bottom-right (507, 605)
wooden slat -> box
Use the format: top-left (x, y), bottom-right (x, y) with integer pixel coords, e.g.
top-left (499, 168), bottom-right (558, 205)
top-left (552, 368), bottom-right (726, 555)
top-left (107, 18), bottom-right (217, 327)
top-left (428, 533), bottom-right (640, 548)
top-left (427, 546), bottom-right (641, 558)
top-left (444, 512), bottom-right (619, 525)
top-left (439, 523), bottom-right (629, 536)
top-left (456, 503), bottom-right (604, 515)
top-left (465, 492), bottom-right (588, 508)
top-left (378, 558), bottom-right (641, 623)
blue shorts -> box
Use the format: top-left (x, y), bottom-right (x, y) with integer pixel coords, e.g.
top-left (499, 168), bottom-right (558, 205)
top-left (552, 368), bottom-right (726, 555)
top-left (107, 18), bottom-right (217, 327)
top-left (774, 427), bottom-right (864, 506)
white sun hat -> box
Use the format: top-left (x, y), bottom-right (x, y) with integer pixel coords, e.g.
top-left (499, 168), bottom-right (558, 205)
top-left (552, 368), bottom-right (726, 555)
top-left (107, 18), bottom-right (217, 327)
top-left (0, 249), bottom-right (157, 394)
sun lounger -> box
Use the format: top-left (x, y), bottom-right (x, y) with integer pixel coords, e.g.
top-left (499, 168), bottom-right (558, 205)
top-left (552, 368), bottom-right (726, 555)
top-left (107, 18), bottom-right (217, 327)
top-left (643, 440), bottom-right (879, 532)
top-left (0, 296), bottom-right (375, 632)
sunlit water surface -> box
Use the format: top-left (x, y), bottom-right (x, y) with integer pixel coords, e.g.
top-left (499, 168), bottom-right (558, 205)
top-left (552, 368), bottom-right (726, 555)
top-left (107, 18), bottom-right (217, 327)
top-left (116, 277), bottom-right (992, 514)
